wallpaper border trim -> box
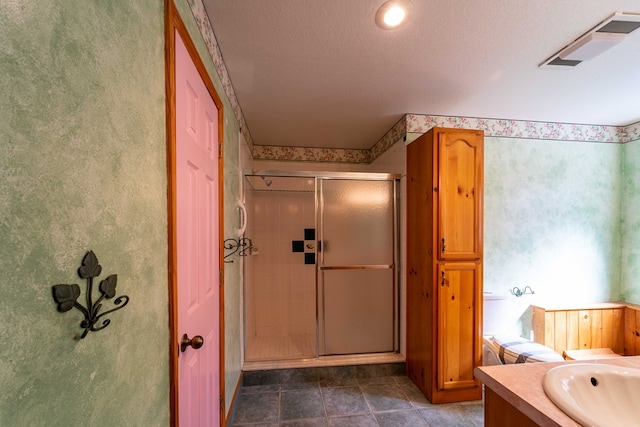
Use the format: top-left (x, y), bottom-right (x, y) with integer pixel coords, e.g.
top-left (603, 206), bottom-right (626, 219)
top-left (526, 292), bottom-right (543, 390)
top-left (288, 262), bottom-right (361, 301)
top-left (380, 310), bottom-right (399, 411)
top-left (187, 0), bottom-right (640, 164)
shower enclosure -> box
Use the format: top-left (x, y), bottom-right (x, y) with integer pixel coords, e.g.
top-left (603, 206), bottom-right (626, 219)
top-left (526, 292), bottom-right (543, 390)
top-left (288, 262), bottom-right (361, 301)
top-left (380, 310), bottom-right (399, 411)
top-left (242, 171), bottom-right (400, 363)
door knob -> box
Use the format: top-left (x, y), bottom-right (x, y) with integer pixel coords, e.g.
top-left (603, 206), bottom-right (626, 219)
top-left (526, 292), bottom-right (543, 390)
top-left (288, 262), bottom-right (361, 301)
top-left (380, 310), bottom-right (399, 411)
top-left (181, 333), bottom-right (204, 352)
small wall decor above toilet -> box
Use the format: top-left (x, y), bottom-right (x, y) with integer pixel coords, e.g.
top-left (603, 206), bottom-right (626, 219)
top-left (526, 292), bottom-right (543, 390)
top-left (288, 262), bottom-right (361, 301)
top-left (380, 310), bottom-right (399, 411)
top-left (510, 286), bottom-right (535, 297)
top-left (52, 250), bottom-right (129, 339)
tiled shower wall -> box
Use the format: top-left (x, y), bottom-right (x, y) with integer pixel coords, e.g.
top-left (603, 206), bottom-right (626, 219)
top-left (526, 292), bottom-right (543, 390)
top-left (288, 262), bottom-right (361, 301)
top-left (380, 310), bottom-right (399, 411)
top-left (245, 190), bottom-right (317, 341)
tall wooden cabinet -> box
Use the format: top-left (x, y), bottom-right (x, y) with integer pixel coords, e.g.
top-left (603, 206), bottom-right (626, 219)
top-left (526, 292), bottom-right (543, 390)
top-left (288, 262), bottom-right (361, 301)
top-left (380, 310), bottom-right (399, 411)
top-left (406, 127), bottom-right (484, 403)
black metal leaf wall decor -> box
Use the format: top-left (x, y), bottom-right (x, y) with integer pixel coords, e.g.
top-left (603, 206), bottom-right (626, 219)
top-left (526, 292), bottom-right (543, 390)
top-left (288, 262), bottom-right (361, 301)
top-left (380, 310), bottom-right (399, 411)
top-left (224, 237), bottom-right (254, 263)
top-left (52, 250), bottom-right (129, 339)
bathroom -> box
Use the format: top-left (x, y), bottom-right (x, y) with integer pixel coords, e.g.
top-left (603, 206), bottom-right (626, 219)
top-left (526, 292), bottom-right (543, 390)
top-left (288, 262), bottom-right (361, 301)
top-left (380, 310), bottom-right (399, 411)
top-left (4, 1), bottom-right (640, 426)
top-left (229, 116), bottom-right (640, 425)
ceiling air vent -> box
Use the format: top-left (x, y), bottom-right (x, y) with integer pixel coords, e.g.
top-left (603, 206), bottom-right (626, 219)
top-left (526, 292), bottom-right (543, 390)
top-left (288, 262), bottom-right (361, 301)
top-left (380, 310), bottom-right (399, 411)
top-left (540, 12), bottom-right (640, 68)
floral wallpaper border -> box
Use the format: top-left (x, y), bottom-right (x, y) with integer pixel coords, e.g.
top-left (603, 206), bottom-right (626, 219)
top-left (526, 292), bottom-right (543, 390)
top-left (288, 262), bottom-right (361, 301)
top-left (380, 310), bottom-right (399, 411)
top-left (186, 0), bottom-right (254, 151)
top-left (628, 121), bottom-right (640, 142)
top-left (252, 145), bottom-right (371, 163)
top-left (406, 114), bottom-right (635, 144)
top-left (187, 1), bottom-right (640, 164)
top-left (251, 116), bottom-right (640, 163)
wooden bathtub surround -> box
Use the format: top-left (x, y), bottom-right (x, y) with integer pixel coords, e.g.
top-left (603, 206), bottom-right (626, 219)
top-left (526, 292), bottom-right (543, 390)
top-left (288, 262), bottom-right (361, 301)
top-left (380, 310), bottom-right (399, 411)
top-left (406, 127), bottom-right (484, 403)
top-left (563, 347), bottom-right (622, 360)
top-left (476, 356), bottom-right (640, 427)
top-left (531, 302), bottom-right (640, 357)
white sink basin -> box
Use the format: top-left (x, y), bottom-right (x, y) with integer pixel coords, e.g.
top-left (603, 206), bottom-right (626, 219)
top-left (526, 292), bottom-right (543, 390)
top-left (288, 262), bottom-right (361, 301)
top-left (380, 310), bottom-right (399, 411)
top-left (543, 363), bottom-right (640, 427)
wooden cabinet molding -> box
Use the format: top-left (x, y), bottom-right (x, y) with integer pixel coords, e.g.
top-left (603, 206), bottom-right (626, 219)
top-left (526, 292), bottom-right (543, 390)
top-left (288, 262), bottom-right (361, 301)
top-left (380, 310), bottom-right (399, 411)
top-left (437, 130), bottom-right (483, 261)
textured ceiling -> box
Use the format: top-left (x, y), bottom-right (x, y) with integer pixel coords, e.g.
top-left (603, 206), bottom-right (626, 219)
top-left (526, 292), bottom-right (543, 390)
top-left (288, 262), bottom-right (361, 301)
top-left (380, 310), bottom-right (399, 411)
top-left (203, 0), bottom-right (640, 150)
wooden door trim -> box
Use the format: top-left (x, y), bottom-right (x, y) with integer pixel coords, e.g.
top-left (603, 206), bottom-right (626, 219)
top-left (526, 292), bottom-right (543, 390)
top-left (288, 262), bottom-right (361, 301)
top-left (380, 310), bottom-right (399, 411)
top-left (165, 1), bottom-right (225, 425)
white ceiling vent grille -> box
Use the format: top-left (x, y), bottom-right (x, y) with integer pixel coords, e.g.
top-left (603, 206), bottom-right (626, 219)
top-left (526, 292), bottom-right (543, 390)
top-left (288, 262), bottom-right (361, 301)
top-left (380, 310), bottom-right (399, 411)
top-left (540, 12), bottom-right (640, 68)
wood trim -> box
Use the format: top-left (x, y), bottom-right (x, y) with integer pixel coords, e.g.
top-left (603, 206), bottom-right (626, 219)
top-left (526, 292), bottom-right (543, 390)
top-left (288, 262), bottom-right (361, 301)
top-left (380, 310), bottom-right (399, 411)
top-left (625, 306), bottom-right (636, 355)
top-left (164, 1), bottom-right (178, 424)
top-left (166, 2), bottom-right (226, 425)
top-left (224, 372), bottom-right (243, 426)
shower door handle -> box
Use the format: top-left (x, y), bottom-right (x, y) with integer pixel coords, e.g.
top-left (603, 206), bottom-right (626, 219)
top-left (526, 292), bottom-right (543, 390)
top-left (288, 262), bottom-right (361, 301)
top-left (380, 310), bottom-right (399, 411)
top-left (319, 264), bottom-right (394, 270)
top-left (235, 200), bottom-right (247, 236)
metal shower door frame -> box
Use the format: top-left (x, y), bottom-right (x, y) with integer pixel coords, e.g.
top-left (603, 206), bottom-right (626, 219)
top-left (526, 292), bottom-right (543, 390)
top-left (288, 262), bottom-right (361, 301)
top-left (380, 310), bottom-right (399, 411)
top-left (315, 174), bottom-right (400, 356)
top-left (242, 170), bottom-right (401, 359)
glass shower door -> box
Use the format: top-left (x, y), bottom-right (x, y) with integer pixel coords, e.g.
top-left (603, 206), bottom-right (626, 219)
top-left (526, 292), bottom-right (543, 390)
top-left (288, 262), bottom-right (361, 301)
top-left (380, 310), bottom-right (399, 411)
top-left (243, 175), bottom-right (317, 362)
top-left (318, 178), bottom-right (397, 355)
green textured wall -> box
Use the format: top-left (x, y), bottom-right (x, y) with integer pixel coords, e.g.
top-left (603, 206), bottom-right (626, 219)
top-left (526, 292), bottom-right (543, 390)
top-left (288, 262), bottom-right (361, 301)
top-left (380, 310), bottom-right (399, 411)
top-left (484, 137), bottom-right (623, 335)
top-left (0, 1), bottom-right (169, 426)
top-left (622, 138), bottom-right (640, 303)
top-left (222, 130), bottom-right (243, 415)
top-left (1, 0), bottom-right (635, 423)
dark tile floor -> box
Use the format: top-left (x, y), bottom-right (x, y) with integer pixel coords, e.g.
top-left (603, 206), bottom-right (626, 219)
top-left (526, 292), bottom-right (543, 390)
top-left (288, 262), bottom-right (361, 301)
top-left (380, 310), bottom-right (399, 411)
top-left (230, 364), bottom-right (484, 426)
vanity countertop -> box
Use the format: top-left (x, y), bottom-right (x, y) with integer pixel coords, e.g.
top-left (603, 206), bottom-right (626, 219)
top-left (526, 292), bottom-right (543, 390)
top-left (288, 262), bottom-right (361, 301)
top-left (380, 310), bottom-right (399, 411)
top-left (474, 356), bottom-right (640, 426)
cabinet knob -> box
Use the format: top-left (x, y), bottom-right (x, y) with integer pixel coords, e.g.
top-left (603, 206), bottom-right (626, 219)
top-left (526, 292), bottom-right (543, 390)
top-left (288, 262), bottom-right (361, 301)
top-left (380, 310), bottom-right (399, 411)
top-left (441, 238), bottom-right (446, 253)
top-left (441, 271), bottom-right (446, 286)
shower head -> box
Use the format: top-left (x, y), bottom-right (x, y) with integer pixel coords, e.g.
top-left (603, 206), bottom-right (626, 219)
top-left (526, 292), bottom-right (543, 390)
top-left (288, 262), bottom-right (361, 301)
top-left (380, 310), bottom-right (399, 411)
top-left (261, 176), bottom-right (272, 187)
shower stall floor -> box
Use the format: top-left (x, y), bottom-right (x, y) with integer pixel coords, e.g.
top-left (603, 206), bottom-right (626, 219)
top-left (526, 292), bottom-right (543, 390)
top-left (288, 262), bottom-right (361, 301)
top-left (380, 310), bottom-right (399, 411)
top-left (245, 334), bottom-right (317, 362)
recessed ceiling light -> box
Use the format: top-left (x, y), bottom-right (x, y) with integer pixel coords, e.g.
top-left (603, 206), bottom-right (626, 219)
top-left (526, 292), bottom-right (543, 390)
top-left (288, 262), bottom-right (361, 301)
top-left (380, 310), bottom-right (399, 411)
top-left (375, 0), bottom-right (414, 30)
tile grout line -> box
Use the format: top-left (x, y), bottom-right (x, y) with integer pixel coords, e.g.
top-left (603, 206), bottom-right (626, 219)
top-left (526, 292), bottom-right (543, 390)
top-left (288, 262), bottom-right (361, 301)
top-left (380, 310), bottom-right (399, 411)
top-left (277, 387), bottom-right (281, 426)
top-left (318, 382), bottom-right (330, 426)
top-left (358, 382), bottom-right (382, 426)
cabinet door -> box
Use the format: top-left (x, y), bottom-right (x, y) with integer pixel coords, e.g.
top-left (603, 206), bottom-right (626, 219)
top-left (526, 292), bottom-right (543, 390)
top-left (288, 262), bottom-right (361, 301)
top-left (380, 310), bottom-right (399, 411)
top-left (437, 263), bottom-right (481, 391)
top-left (437, 130), bottom-right (483, 260)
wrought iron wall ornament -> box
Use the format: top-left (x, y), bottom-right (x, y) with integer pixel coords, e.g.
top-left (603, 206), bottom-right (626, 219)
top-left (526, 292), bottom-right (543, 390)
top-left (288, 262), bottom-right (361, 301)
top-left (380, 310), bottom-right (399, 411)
top-left (224, 237), bottom-right (254, 263)
top-left (509, 285), bottom-right (535, 297)
top-left (52, 250), bottom-right (130, 338)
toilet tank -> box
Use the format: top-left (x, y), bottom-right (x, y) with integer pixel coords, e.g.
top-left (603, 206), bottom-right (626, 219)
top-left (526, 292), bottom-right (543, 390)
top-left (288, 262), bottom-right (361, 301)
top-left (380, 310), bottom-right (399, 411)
top-left (483, 293), bottom-right (509, 336)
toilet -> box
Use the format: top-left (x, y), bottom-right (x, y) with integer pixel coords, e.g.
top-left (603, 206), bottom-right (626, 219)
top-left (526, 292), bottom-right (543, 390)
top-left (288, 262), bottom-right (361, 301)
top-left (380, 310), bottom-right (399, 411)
top-left (483, 293), bottom-right (564, 365)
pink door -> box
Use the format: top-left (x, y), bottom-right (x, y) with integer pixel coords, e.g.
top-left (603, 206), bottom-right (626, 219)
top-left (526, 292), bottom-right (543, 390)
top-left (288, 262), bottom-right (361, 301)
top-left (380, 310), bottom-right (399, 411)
top-left (175, 30), bottom-right (220, 426)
